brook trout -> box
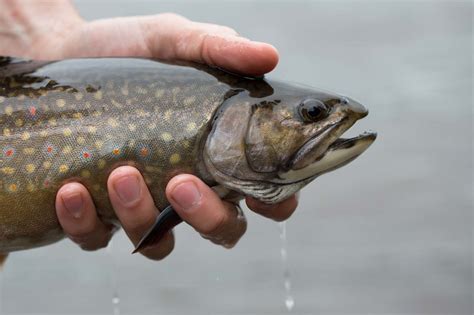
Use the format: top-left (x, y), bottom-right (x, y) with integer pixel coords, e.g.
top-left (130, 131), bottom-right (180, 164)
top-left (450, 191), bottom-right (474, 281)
top-left (0, 57), bottom-right (376, 260)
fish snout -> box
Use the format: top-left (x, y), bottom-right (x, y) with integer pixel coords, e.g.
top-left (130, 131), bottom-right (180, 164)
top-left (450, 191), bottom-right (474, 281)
top-left (342, 96), bottom-right (368, 119)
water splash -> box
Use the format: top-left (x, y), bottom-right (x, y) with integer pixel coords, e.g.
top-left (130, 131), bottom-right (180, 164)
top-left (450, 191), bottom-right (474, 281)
top-left (106, 240), bottom-right (120, 315)
top-left (279, 222), bottom-right (295, 312)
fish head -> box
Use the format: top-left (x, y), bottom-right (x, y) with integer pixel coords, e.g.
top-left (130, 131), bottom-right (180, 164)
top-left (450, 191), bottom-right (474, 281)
top-left (204, 81), bottom-right (377, 204)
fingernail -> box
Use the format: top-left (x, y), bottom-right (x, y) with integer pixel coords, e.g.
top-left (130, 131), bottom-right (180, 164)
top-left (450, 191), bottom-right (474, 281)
top-left (62, 192), bottom-right (84, 219)
top-left (170, 182), bottom-right (201, 211)
top-left (114, 175), bottom-right (141, 206)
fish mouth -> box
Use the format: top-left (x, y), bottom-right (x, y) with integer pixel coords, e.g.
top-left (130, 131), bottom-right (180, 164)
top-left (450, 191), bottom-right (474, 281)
top-left (277, 123), bottom-right (377, 184)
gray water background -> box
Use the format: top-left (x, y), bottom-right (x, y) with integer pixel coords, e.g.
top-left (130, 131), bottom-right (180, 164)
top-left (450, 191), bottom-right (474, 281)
top-left (1, 1), bottom-right (472, 314)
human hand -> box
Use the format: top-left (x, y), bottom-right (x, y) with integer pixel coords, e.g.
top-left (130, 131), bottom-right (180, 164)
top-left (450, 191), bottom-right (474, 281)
top-left (0, 0), bottom-right (298, 260)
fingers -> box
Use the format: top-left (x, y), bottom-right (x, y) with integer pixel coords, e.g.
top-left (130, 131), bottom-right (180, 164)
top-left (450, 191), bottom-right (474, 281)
top-left (142, 13), bottom-right (279, 76)
top-left (246, 193), bottom-right (299, 222)
top-left (166, 174), bottom-right (247, 248)
top-left (56, 182), bottom-right (114, 251)
top-left (107, 166), bottom-right (174, 260)
top-left (63, 13), bottom-right (278, 77)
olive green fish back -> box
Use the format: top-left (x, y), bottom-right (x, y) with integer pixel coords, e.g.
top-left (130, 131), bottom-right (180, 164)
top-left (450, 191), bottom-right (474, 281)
top-left (0, 58), bottom-right (229, 252)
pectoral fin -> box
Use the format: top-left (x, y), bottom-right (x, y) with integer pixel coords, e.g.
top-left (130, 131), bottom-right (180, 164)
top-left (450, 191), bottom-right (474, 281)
top-left (0, 254), bottom-right (8, 270)
top-left (132, 205), bottom-right (183, 254)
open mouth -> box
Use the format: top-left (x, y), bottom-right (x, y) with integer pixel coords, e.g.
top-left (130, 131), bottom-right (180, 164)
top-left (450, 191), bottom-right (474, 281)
top-left (277, 128), bottom-right (377, 184)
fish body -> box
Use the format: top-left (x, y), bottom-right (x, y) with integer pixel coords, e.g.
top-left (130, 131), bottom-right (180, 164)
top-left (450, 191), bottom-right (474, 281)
top-left (0, 57), bottom-right (376, 253)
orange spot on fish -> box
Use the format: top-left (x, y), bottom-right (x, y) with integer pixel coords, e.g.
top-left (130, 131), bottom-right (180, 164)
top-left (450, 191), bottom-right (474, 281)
top-left (5, 149), bottom-right (13, 157)
top-left (112, 148), bottom-right (120, 155)
top-left (29, 106), bottom-right (37, 116)
top-left (140, 148), bottom-right (149, 157)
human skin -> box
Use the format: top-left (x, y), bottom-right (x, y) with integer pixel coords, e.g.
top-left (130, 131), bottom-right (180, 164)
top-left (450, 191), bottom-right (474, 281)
top-left (0, 0), bottom-right (298, 260)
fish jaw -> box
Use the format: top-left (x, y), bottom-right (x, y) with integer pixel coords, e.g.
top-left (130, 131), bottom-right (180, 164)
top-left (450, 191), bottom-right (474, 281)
top-left (276, 131), bottom-right (377, 183)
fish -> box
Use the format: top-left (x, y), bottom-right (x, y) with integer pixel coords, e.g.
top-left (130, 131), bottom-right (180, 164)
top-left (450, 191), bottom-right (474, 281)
top-left (0, 57), bottom-right (376, 264)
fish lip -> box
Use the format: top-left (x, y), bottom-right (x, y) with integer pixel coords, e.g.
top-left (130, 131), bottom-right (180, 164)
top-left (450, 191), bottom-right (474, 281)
top-left (287, 120), bottom-right (375, 171)
top-left (327, 131), bottom-right (377, 151)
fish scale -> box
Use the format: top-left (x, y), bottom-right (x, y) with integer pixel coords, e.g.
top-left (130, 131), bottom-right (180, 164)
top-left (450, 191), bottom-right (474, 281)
top-left (0, 58), bottom-right (228, 252)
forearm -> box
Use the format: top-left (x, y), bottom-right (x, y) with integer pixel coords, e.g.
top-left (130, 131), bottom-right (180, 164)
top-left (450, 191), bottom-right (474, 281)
top-left (0, 0), bottom-right (83, 57)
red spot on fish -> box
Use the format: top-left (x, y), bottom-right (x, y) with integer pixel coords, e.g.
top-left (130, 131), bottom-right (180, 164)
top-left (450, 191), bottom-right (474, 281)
top-left (29, 106), bottom-right (37, 116)
top-left (83, 152), bottom-right (90, 158)
top-left (140, 148), bottom-right (149, 157)
top-left (112, 148), bottom-right (120, 155)
top-left (47, 146), bottom-right (53, 153)
top-left (5, 149), bottom-right (13, 157)
top-left (43, 180), bottom-right (50, 187)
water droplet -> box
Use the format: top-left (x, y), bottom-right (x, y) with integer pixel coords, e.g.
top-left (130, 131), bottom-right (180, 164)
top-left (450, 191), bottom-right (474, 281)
top-left (285, 295), bottom-right (295, 311)
top-left (107, 240), bottom-right (120, 315)
top-left (279, 222), bottom-right (295, 312)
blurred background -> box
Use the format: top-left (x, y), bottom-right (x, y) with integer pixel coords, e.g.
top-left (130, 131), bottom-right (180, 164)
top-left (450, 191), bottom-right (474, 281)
top-left (1, 0), bottom-right (472, 314)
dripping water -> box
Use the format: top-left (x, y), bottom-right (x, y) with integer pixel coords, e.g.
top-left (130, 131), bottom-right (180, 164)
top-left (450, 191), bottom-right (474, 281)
top-left (106, 239), bottom-right (120, 315)
top-left (279, 222), bottom-right (295, 312)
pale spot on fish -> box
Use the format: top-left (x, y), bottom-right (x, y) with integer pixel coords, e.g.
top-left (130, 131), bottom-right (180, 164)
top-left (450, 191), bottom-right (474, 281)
top-left (3, 128), bottom-right (10, 136)
top-left (155, 90), bottom-right (164, 98)
top-left (148, 122), bottom-right (157, 130)
top-left (88, 126), bottom-right (97, 134)
top-left (184, 96), bottom-right (196, 106)
top-left (43, 161), bottom-right (52, 169)
top-left (40, 130), bottom-right (48, 137)
top-left (23, 148), bottom-right (35, 155)
top-left (1, 167), bottom-right (15, 175)
top-left (56, 99), bottom-right (66, 108)
top-left (62, 145), bottom-right (72, 154)
top-left (95, 140), bottom-right (104, 149)
top-left (108, 118), bottom-right (119, 128)
top-left (111, 99), bottom-right (123, 108)
top-left (0, 96), bottom-right (4, 103)
top-left (48, 118), bottom-right (57, 126)
top-left (128, 124), bottom-right (136, 131)
top-left (25, 164), bottom-right (36, 173)
top-left (92, 111), bottom-right (102, 117)
top-left (94, 91), bottom-right (103, 100)
top-left (5, 106), bottom-right (13, 115)
top-left (97, 159), bottom-right (106, 169)
top-left (27, 182), bottom-right (36, 192)
top-left (169, 153), bottom-right (181, 164)
top-left (21, 132), bottom-right (30, 140)
top-left (75, 93), bottom-right (84, 101)
top-left (77, 136), bottom-right (85, 144)
top-left (186, 122), bottom-right (197, 132)
top-left (161, 132), bottom-right (173, 142)
top-left (63, 128), bottom-right (72, 137)
top-left (81, 170), bottom-right (91, 178)
top-left (73, 112), bottom-right (83, 119)
top-left (164, 110), bottom-right (172, 121)
top-left (59, 165), bottom-right (69, 173)
top-left (15, 119), bottom-right (23, 127)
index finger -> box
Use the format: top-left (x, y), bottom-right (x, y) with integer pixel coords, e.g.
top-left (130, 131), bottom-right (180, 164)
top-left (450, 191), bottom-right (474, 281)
top-left (145, 13), bottom-right (280, 76)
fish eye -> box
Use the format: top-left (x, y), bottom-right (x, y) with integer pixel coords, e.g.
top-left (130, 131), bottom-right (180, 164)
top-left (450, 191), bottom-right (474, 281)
top-left (298, 99), bottom-right (328, 122)
top-left (341, 97), bottom-right (349, 105)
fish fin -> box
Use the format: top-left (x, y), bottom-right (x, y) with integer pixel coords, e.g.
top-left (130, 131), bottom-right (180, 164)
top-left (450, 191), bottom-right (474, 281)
top-left (0, 253), bottom-right (8, 270)
top-left (132, 205), bottom-right (183, 254)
